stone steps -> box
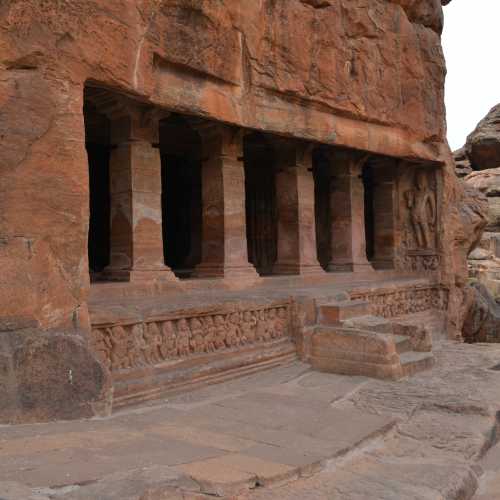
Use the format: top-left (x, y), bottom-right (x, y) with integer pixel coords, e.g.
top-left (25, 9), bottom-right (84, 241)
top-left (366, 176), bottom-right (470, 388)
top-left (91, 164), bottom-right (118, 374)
top-left (400, 351), bottom-right (435, 377)
top-left (309, 299), bottom-right (434, 380)
top-left (394, 334), bottom-right (412, 355)
top-left (341, 314), bottom-right (394, 334)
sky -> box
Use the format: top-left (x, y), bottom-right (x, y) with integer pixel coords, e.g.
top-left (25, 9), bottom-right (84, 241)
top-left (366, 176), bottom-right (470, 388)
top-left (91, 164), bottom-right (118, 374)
top-left (442, 0), bottom-right (500, 151)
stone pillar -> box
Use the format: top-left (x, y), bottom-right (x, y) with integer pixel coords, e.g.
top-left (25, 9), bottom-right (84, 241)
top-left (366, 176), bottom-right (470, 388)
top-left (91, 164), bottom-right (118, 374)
top-left (273, 140), bottom-right (324, 275)
top-left (371, 160), bottom-right (396, 269)
top-left (327, 149), bottom-right (374, 272)
top-left (105, 102), bottom-right (177, 282)
top-left (194, 124), bottom-right (258, 279)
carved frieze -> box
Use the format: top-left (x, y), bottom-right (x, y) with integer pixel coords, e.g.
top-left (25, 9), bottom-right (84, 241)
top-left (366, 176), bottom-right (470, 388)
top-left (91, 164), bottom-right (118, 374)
top-left (90, 305), bottom-right (291, 372)
top-left (351, 286), bottom-right (448, 318)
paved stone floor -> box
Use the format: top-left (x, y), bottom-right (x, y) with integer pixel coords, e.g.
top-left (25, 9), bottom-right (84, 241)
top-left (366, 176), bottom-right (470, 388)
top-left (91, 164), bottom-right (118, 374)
top-left (1, 341), bottom-right (500, 500)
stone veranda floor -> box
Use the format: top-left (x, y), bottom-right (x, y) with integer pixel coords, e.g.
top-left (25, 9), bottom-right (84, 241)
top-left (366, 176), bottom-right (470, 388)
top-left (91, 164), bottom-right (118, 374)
top-left (1, 341), bottom-right (500, 500)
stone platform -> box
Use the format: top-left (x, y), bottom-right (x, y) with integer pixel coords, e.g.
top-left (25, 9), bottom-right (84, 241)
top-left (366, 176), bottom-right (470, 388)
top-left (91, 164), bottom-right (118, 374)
top-left (88, 272), bottom-right (448, 411)
top-left (1, 342), bottom-right (500, 500)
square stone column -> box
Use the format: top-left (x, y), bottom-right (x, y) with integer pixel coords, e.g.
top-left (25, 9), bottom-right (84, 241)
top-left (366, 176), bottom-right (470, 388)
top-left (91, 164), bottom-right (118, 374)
top-left (104, 103), bottom-right (177, 282)
top-left (194, 124), bottom-right (258, 279)
top-left (327, 149), bottom-right (374, 273)
top-left (272, 140), bottom-right (324, 275)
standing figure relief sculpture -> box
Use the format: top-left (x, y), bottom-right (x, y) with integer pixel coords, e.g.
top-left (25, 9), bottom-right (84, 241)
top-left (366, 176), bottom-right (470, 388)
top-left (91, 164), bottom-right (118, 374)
top-left (90, 306), bottom-right (291, 371)
top-left (405, 169), bottom-right (437, 250)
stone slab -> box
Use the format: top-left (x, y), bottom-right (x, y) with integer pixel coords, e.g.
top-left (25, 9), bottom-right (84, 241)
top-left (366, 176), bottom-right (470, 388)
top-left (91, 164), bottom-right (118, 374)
top-left (174, 459), bottom-right (257, 497)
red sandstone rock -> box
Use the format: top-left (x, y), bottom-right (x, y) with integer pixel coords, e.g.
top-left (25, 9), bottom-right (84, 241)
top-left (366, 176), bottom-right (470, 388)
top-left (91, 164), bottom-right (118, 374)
top-left (0, 0), bottom-right (476, 422)
top-left (466, 104), bottom-right (500, 171)
top-left (0, 329), bottom-right (112, 423)
top-left (453, 146), bottom-right (473, 178)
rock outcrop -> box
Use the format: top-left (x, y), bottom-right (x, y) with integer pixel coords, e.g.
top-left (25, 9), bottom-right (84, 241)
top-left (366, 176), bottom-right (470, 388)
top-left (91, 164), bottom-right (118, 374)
top-left (453, 105), bottom-right (500, 342)
top-left (464, 168), bottom-right (500, 301)
top-left (462, 282), bottom-right (500, 343)
top-left (455, 104), bottom-right (500, 175)
top-left (453, 146), bottom-right (472, 178)
top-left (466, 104), bottom-right (500, 171)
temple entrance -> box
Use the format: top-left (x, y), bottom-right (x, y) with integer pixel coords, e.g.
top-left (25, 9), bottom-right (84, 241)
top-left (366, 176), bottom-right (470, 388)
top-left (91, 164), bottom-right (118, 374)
top-left (159, 115), bottom-right (202, 278)
top-left (313, 147), bottom-right (332, 271)
top-left (83, 94), bottom-right (111, 280)
top-left (244, 133), bottom-right (277, 275)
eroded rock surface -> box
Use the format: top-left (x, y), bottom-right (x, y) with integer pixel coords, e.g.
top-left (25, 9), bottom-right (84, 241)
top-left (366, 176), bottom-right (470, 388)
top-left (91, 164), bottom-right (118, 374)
top-left (0, 329), bottom-right (112, 423)
top-left (466, 104), bottom-right (500, 171)
top-left (454, 146), bottom-right (473, 178)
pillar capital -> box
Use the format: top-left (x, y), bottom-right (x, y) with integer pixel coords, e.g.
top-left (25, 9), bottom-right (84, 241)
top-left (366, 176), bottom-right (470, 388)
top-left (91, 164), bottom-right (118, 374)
top-left (193, 122), bottom-right (243, 161)
top-left (328, 148), bottom-right (370, 178)
top-left (108, 99), bottom-right (169, 145)
top-left (273, 138), bottom-right (314, 172)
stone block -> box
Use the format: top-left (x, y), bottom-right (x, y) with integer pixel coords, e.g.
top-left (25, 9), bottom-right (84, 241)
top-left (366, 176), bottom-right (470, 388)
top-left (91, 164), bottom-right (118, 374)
top-left (175, 459), bottom-right (257, 497)
top-left (317, 300), bottom-right (371, 324)
top-left (310, 327), bottom-right (402, 380)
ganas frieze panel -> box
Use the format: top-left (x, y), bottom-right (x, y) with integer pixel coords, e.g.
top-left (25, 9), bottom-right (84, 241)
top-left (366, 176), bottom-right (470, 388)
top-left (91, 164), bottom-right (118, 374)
top-left (351, 286), bottom-right (449, 318)
top-left (90, 305), bottom-right (292, 372)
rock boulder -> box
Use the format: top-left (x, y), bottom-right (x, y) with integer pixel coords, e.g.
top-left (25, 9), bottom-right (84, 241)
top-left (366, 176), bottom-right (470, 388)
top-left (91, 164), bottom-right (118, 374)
top-left (466, 104), bottom-right (500, 171)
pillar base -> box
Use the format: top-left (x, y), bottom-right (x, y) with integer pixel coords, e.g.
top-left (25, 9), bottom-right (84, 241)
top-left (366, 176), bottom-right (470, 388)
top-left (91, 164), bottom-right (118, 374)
top-left (327, 262), bottom-right (374, 273)
top-left (194, 262), bottom-right (259, 280)
top-left (103, 266), bottom-right (179, 283)
top-left (272, 262), bottom-right (325, 276)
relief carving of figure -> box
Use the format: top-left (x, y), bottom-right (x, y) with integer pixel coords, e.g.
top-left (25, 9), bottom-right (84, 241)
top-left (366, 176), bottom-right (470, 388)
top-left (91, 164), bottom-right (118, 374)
top-left (160, 321), bottom-right (178, 359)
top-left (176, 318), bottom-right (191, 356)
top-left (90, 328), bottom-right (112, 370)
top-left (189, 317), bottom-right (206, 353)
top-left (275, 308), bottom-right (288, 338)
top-left (110, 325), bottom-right (130, 370)
top-left (405, 170), bottom-right (436, 249)
top-left (214, 315), bottom-right (228, 349)
top-left (267, 308), bottom-right (278, 339)
top-left (129, 324), bottom-right (147, 367)
top-left (226, 312), bottom-right (242, 347)
top-left (241, 311), bottom-right (257, 343)
top-left (256, 310), bottom-right (271, 342)
top-left (203, 316), bottom-right (217, 352)
top-left (144, 323), bottom-right (162, 364)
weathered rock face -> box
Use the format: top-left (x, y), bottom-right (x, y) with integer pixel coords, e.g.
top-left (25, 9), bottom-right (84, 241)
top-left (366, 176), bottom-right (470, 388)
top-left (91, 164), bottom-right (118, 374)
top-left (453, 146), bottom-right (473, 178)
top-left (462, 168), bottom-right (500, 307)
top-left (0, 329), bottom-right (112, 423)
top-left (462, 282), bottom-right (500, 343)
top-left (465, 168), bottom-right (500, 232)
top-left (389, 0), bottom-right (445, 34)
top-left (451, 105), bottom-right (500, 340)
top-left (0, 1), bottom-right (473, 421)
top-left (440, 167), bottom-right (489, 339)
top-left (465, 104), bottom-right (500, 171)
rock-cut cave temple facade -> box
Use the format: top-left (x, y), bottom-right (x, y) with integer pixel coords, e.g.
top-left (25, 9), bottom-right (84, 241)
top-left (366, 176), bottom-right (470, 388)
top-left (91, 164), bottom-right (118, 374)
top-left (0, 0), bottom-right (480, 423)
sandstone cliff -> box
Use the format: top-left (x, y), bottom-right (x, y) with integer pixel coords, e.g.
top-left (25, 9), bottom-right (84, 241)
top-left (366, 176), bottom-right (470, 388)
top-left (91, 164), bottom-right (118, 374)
top-left (0, 0), bottom-right (480, 421)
